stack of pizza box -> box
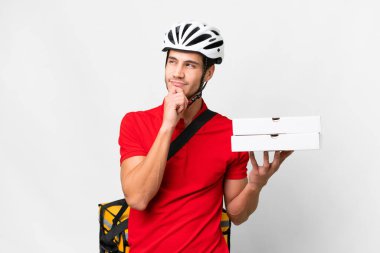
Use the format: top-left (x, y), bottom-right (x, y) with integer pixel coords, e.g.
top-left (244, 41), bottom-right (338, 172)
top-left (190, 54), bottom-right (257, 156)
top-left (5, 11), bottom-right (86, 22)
top-left (231, 116), bottom-right (321, 151)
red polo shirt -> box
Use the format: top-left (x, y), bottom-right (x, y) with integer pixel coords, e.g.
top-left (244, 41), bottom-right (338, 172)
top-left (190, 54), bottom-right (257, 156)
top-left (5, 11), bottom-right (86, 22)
top-left (119, 99), bottom-right (249, 253)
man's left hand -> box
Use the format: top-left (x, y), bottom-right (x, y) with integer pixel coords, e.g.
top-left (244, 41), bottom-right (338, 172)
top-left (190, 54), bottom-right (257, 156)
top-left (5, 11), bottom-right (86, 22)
top-left (248, 151), bottom-right (294, 190)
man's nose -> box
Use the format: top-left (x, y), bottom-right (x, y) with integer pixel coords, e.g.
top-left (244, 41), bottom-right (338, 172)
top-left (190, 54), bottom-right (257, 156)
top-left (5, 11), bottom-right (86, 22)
top-left (173, 64), bottom-right (185, 78)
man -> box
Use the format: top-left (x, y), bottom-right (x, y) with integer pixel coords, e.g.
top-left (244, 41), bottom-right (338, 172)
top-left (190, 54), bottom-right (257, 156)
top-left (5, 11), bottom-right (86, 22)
top-left (118, 21), bottom-right (293, 252)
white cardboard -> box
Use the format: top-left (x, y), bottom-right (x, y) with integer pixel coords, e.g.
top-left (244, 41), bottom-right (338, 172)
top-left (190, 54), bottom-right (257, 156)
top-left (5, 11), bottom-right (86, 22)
top-left (232, 116), bottom-right (321, 135)
top-left (231, 133), bottom-right (320, 151)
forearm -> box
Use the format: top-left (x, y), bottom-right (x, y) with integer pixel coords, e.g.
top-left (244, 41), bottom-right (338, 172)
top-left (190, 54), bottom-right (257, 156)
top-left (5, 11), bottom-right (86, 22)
top-left (227, 184), bottom-right (263, 225)
top-left (122, 124), bottom-right (174, 209)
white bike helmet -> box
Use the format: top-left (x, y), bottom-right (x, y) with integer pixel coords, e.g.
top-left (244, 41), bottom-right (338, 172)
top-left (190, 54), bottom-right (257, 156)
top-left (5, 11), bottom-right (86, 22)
top-left (162, 21), bottom-right (224, 64)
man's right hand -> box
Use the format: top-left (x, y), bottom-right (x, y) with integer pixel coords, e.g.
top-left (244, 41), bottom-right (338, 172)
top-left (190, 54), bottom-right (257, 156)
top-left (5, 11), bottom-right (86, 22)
top-left (121, 87), bottom-right (186, 210)
top-left (162, 86), bottom-right (188, 129)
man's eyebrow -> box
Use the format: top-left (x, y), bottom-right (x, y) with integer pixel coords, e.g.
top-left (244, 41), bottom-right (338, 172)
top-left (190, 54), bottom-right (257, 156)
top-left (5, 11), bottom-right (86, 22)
top-left (168, 56), bottom-right (201, 66)
top-left (184, 60), bottom-right (201, 65)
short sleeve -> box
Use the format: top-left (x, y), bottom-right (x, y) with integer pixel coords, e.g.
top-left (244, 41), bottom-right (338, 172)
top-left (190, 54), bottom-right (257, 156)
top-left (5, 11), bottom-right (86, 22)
top-left (118, 112), bottom-right (147, 165)
top-left (225, 151), bottom-right (249, 180)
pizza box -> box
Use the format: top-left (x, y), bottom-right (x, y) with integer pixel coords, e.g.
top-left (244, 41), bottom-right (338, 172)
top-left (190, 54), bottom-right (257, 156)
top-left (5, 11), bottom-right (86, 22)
top-left (232, 116), bottom-right (321, 135)
top-left (231, 133), bottom-right (320, 151)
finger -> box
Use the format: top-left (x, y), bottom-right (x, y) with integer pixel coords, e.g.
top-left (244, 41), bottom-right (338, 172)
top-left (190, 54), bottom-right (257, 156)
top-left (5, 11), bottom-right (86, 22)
top-left (263, 151), bottom-right (270, 168)
top-left (273, 151), bottom-right (281, 163)
top-left (280, 150), bottom-right (294, 163)
top-left (174, 97), bottom-right (187, 112)
top-left (249, 151), bottom-right (259, 169)
top-left (181, 96), bottom-right (189, 111)
top-left (174, 87), bottom-right (184, 94)
top-left (173, 91), bottom-right (186, 105)
top-left (169, 86), bottom-right (184, 95)
top-left (271, 151), bottom-right (281, 168)
top-left (168, 85), bottom-right (177, 94)
top-left (176, 104), bottom-right (183, 113)
top-left (270, 151), bottom-right (282, 173)
top-left (177, 102), bottom-right (187, 113)
top-left (184, 96), bottom-right (189, 108)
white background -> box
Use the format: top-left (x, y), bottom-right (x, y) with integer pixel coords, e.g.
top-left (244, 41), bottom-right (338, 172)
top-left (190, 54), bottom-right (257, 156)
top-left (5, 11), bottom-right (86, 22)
top-left (1, 0), bottom-right (379, 252)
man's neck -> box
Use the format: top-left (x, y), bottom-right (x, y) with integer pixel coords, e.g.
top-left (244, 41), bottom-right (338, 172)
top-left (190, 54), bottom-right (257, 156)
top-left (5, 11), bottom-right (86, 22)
top-left (182, 99), bottom-right (202, 126)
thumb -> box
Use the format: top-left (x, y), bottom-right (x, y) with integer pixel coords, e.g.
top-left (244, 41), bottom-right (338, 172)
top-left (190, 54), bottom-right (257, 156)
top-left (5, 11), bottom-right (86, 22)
top-left (168, 85), bottom-right (178, 94)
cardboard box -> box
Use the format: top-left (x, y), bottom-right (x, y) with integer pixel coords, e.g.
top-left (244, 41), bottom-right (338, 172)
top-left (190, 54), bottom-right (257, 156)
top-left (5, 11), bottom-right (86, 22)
top-left (231, 133), bottom-right (320, 151)
top-left (232, 116), bottom-right (321, 135)
top-left (231, 116), bottom-right (321, 151)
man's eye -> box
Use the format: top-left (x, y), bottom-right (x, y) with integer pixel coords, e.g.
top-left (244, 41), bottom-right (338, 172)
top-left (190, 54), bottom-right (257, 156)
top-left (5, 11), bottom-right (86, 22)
top-left (186, 64), bottom-right (195, 68)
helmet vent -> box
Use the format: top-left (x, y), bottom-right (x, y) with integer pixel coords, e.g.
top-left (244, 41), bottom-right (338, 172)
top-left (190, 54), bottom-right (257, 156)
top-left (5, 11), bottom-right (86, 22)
top-left (168, 30), bottom-right (175, 44)
top-left (211, 30), bottom-right (219, 36)
top-left (204, 40), bottom-right (223, 50)
top-left (183, 27), bottom-right (200, 44)
top-left (186, 34), bottom-right (212, 47)
top-left (175, 26), bottom-right (181, 44)
top-left (181, 24), bottom-right (191, 39)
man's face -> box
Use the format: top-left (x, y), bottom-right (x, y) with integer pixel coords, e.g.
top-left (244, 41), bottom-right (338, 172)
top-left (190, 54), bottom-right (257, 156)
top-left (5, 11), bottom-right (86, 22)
top-left (165, 49), bottom-right (205, 98)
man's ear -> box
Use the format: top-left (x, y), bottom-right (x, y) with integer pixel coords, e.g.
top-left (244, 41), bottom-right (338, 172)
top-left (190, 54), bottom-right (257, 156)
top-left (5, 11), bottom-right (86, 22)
top-left (204, 65), bottom-right (215, 82)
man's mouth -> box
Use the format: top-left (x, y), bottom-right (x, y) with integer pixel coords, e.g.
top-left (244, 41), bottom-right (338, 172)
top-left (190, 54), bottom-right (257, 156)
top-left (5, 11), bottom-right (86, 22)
top-left (170, 80), bottom-right (186, 88)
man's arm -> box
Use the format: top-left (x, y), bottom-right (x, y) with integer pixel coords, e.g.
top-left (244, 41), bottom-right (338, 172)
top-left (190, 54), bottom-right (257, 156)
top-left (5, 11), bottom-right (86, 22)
top-left (120, 124), bottom-right (175, 211)
top-left (224, 178), bottom-right (261, 226)
top-left (120, 87), bottom-right (188, 211)
top-left (224, 151), bottom-right (293, 225)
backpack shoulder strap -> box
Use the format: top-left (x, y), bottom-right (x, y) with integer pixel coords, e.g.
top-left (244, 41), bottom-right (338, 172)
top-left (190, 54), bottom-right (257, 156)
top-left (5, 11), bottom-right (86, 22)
top-left (168, 109), bottom-right (217, 160)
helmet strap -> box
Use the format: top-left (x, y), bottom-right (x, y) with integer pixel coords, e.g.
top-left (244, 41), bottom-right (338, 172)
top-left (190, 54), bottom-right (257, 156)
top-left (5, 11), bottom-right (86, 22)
top-left (187, 56), bottom-right (209, 107)
top-left (187, 80), bottom-right (207, 107)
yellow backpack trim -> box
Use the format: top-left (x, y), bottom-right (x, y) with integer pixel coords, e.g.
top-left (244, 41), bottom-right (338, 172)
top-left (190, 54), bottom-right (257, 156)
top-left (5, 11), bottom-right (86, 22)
top-left (99, 199), bottom-right (231, 253)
